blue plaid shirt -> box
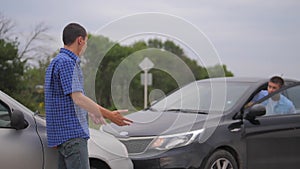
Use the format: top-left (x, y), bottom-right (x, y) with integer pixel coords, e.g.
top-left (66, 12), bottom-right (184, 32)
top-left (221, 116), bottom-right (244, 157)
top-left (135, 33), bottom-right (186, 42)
top-left (44, 48), bottom-right (89, 147)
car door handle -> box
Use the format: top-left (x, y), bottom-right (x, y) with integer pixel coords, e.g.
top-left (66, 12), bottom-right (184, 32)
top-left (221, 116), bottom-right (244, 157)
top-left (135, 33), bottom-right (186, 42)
top-left (230, 128), bottom-right (241, 132)
top-left (228, 121), bottom-right (242, 133)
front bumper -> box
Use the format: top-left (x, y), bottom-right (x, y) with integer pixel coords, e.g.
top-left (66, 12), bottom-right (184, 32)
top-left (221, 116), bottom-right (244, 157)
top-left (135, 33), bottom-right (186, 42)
top-left (133, 155), bottom-right (195, 169)
top-left (108, 157), bottom-right (134, 169)
top-left (131, 143), bottom-right (207, 169)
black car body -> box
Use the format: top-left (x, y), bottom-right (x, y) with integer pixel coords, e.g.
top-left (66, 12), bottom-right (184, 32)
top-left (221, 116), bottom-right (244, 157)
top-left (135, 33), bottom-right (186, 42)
top-left (103, 77), bottom-right (300, 169)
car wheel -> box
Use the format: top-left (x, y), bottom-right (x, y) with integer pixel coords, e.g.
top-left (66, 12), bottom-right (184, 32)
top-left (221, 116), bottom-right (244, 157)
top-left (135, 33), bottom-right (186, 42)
top-left (89, 159), bottom-right (110, 169)
top-left (203, 149), bottom-right (238, 169)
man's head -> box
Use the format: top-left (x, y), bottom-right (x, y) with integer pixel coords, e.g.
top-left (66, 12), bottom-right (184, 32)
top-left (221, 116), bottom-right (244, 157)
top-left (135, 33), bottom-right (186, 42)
top-left (268, 76), bottom-right (284, 94)
top-left (62, 23), bottom-right (88, 56)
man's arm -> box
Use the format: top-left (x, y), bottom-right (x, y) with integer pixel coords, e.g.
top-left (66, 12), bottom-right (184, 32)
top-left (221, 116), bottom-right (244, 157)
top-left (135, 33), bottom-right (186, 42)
top-left (70, 92), bottom-right (132, 126)
top-left (244, 90), bottom-right (269, 108)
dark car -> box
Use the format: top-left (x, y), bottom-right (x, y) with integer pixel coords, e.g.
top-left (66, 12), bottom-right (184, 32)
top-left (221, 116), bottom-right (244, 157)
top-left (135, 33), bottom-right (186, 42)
top-left (102, 77), bottom-right (300, 169)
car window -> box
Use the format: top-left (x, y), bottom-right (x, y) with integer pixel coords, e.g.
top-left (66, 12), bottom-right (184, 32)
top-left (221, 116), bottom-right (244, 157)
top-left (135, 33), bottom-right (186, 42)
top-left (260, 85), bottom-right (298, 116)
top-left (284, 85), bottom-right (300, 112)
top-left (0, 101), bottom-right (11, 127)
top-left (152, 81), bottom-right (251, 112)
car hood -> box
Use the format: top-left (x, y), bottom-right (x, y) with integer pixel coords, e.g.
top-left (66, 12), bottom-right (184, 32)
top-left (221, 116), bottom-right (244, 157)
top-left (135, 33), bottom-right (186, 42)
top-left (34, 115), bottom-right (130, 159)
top-left (102, 110), bottom-right (222, 137)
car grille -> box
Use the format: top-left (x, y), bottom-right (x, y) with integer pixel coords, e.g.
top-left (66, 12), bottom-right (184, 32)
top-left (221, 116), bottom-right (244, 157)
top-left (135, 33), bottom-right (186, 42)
top-left (119, 138), bottom-right (154, 154)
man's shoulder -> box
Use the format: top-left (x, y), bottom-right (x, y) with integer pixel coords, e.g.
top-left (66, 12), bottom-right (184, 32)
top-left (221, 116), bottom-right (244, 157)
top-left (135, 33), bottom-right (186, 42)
top-left (55, 52), bottom-right (74, 62)
top-left (51, 53), bottom-right (75, 68)
top-left (279, 95), bottom-right (293, 105)
top-left (253, 90), bottom-right (268, 102)
top-left (259, 90), bottom-right (268, 95)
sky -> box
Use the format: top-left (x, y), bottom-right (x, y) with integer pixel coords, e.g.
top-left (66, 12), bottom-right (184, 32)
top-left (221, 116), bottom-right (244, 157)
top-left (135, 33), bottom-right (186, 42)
top-left (1, 0), bottom-right (300, 79)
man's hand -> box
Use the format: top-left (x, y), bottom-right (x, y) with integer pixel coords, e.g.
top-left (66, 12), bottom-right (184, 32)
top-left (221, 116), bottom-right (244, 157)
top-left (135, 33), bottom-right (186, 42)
top-left (107, 110), bottom-right (133, 126)
top-left (88, 112), bottom-right (106, 125)
top-left (70, 92), bottom-right (133, 126)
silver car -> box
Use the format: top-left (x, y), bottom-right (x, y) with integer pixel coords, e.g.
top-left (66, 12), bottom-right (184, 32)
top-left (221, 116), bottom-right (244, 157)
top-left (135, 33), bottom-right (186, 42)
top-left (0, 90), bottom-right (133, 169)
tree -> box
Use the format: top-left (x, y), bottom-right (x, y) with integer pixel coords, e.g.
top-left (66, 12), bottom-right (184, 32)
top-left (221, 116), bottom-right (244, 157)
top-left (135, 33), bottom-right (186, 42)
top-left (19, 22), bottom-right (51, 65)
top-left (163, 40), bottom-right (184, 57)
top-left (0, 39), bottom-right (25, 96)
top-left (207, 64), bottom-right (234, 78)
top-left (148, 39), bottom-right (163, 48)
top-left (0, 13), bottom-right (51, 64)
top-left (0, 13), bottom-right (52, 112)
top-left (0, 12), bottom-right (15, 40)
top-left (82, 34), bottom-right (116, 108)
top-left (84, 36), bottom-right (234, 110)
top-left (20, 58), bottom-right (51, 113)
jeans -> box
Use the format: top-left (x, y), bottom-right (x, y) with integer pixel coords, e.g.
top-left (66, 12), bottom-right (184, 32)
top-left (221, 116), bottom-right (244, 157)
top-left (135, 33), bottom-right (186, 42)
top-left (58, 138), bottom-right (90, 169)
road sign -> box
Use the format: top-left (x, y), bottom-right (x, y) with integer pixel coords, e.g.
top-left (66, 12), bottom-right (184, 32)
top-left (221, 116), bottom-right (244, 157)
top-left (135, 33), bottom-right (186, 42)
top-left (141, 73), bottom-right (152, 85)
top-left (139, 57), bottom-right (154, 71)
top-left (139, 57), bottom-right (154, 108)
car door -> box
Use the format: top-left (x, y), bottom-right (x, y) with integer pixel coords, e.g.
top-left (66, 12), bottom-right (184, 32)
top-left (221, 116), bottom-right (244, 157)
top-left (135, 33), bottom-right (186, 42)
top-left (0, 99), bottom-right (44, 169)
top-left (244, 84), bottom-right (300, 169)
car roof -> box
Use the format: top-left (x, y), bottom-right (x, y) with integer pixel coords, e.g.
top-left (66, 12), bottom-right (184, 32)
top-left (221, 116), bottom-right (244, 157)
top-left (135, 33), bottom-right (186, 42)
top-left (197, 77), bottom-right (268, 83)
top-left (197, 77), bottom-right (298, 84)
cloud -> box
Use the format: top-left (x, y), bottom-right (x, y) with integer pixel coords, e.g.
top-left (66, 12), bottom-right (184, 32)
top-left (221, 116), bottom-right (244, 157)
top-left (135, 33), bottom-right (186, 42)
top-left (1, 0), bottom-right (299, 79)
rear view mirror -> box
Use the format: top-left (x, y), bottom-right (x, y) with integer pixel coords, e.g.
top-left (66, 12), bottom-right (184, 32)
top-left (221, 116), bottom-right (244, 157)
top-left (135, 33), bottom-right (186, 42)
top-left (11, 110), bottom-right (27, 130)
top-left (245, 104), bottom-right (266, 121)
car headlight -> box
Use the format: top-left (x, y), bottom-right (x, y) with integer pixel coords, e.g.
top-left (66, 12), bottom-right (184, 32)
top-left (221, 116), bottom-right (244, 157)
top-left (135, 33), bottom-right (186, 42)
top-left (148, 129), bottom-right (204, 151)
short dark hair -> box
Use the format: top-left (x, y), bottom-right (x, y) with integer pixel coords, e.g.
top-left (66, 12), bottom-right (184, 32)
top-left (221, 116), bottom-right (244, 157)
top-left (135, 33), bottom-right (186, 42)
top-left (270, 76), bottom-right (284, 87)
top-left (62, 23), bottom-right (87, 45)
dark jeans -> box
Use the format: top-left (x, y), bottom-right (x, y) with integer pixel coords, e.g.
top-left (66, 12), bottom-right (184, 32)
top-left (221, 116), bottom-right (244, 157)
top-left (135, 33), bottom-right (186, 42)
top-left (58, 138), bottom-right (90, 169)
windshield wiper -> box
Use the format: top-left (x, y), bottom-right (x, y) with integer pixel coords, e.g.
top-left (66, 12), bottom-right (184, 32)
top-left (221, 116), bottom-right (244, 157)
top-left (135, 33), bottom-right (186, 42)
top-left (144, 107), bottom-right (160, 112)
top-left (162, 108), bottom-right (208, 115)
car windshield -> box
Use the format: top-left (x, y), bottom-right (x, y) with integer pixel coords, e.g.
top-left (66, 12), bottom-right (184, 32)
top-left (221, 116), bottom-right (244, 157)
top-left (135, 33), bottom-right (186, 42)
top-left (151, 81), bottom-right (250, 112)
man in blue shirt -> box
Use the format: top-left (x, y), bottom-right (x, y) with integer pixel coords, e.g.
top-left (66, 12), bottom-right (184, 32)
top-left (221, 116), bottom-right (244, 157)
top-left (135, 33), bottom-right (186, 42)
top-left (250, 76), bottom-right (295, 115)
top-left (45, 23), bottom-right (132, 169)
top-left (264, 93), bottom-right (295, 115)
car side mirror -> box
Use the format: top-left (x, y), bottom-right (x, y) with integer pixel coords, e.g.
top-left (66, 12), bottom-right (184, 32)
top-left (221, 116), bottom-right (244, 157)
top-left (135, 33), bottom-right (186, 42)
top-left (11, 109), bottom-right (27, 130)
top-left (245, 104), bottom-right (266, 121)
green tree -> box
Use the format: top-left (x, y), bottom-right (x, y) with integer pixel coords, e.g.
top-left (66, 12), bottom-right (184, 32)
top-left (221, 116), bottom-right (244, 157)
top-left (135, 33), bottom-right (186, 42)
top-left (163, 40), bottom-right (184, 57)
top-left (148, 39), bottom-right (163, 48)
top-left (83, 35), bottom-right (116, 108)
top-left (0, 13), bottom-right (51, 112)
top-left (20, 59), bottom-right (50, 113)
top-left (207, 64), bottom-right (234, 78)
top-left (0, 39), bottom-right (26, 97)
top-left (0, 12), bottom-right (15, 40)
top-left (83, 36), bottom-right (234, 110)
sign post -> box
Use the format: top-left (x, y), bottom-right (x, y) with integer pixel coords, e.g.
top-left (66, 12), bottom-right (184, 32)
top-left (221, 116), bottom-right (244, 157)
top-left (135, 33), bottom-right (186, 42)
top-left (139, 57), bottom-right (154, 108)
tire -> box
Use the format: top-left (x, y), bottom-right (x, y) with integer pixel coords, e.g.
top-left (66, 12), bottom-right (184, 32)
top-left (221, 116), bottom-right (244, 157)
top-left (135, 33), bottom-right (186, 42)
top-left (89, 159), bottom-right (110, 169)
top-left (203, 149), bottom-right (238, 169)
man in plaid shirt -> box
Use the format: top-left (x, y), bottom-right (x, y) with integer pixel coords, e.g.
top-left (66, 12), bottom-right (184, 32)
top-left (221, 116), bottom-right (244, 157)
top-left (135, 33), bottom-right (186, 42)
top-left (45, 23), bottom-right (132, 169)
